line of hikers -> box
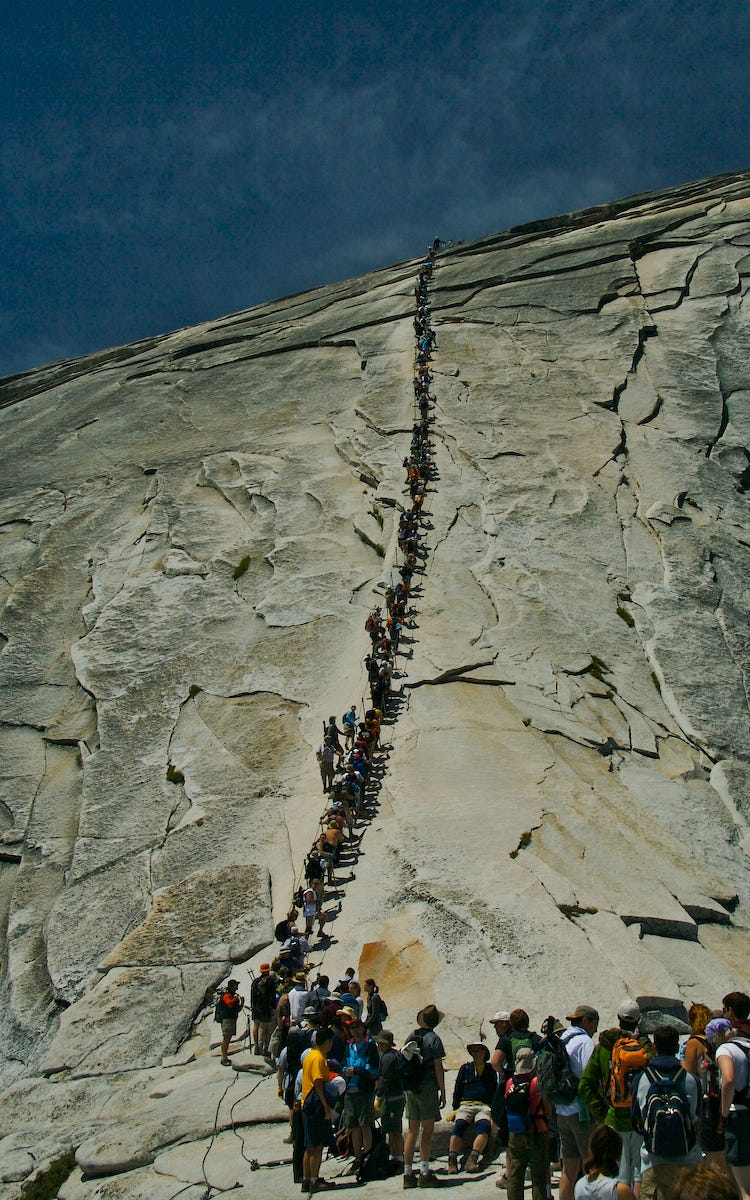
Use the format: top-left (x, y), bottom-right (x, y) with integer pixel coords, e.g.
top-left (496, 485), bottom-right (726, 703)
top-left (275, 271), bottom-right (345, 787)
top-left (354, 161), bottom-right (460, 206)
top-left (260, 243), bottom-right (441, 985)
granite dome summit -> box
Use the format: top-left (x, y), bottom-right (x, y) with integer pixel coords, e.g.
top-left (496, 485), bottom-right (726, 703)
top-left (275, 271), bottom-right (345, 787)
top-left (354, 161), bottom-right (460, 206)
top-left (0, 170), bottom-right (749, 1195)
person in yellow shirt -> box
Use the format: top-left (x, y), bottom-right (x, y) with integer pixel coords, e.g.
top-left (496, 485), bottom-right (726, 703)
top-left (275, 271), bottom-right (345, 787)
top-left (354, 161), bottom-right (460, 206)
top-left (301, 1025), bottom-right (335, 1193)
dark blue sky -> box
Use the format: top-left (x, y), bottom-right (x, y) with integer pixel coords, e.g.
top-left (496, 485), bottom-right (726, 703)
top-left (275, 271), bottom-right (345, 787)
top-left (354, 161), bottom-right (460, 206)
top-left (2, 0), bottom-right (749, 377)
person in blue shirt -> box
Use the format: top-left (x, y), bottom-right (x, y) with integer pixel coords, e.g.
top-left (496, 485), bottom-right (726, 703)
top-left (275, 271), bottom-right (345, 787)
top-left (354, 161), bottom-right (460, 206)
top-left (343, 1018), bottom-right (380, 1173)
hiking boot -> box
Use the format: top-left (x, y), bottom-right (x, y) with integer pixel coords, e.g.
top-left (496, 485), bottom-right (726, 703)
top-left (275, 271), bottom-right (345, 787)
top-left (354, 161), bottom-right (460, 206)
top-left (311, 1180), bottom-right (335, 1193)
top-left (220, 1056), bottom-right (231, 1066)
top-left (447, 1153), bottom-right (459, 1175)
top-left (404, 1174), bottom-right (419, 1189)
top-left (418, 1171), bottom-right (441, 1187)
top-left (301, 1182), bottom-right (310, 1193)
top-left (466, 1151), bottom-right (482, 1173)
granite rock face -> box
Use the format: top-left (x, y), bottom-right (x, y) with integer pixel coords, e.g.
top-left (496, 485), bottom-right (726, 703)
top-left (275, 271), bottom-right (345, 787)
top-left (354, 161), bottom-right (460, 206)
top-left (1, 171), bottom-right (749, 1191)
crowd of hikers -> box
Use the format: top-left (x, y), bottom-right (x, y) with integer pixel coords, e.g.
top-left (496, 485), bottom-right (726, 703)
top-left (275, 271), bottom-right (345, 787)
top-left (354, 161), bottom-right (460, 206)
top-left (212, 243), bottom-right (749, 1200)
top-left (216, 974), bottom-right (750, 1200)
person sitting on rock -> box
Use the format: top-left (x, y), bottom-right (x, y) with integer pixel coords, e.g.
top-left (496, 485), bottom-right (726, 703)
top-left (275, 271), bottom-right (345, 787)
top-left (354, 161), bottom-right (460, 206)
top-left (447, 1040), bottom-right (498, 1174)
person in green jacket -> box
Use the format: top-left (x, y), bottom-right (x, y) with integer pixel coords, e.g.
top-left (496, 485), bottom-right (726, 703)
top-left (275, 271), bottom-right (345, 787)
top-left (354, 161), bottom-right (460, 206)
top-left (578, 999), bottom-right (652, 1197)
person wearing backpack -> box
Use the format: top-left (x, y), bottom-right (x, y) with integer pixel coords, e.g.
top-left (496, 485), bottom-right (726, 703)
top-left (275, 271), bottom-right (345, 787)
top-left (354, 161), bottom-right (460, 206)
top-left (402, 1004), bottom-right (446, 1189)
top-left (633, 1024), bottom-right (700, 1200)
top-left (374, 1030), bottom-right (405, 1172)
top-left (503, 1046), bottom-right (552, 1200)
top-left (578, 999), bottom-right (652, 1191)
top-left (699, 1017), bottom-right (732, 1173)
top-left (680, 1003), bottom-right (712, 1077)
top-left (495, 1008), bottom-right (544, 1080)
top-left (363, 978), bottom-right (387, 1037)
top-left (343, 1017), bottom-right (381, 1176)
top-left (215, 977), bottom-right (245, 1066)
top-left (249, 963), bottom-right (277, 1057)
top-left (556, 1004), bottom-right (600, 1200)
top-left (717, 991), bottom-right (750, 1200)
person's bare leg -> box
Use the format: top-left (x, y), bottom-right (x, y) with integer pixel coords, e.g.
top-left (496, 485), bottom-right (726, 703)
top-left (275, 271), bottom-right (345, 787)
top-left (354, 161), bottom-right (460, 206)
top-left (404, 1119), bottom-right (419, 1173)
top-left (419, 1119), bottom-right (435, 1169)
top-left (559, 1156), bottom-right (582, 1200)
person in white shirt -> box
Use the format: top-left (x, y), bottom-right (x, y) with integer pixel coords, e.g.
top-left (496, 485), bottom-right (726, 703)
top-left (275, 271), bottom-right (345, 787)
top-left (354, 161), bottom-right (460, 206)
top-left (557, 1004), bottom-right (600, 1200)
top-left (717, 991), bottom-right (750, 1200)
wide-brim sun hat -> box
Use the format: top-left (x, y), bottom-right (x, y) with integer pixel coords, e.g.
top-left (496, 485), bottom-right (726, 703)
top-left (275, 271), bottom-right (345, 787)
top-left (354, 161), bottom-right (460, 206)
top-left (467, 1042), bottom-right (490, 1059)
top-left (515, 1047), bottom-right (536, 1073)
top-left (417, 1004), bottom-right (444, 1029)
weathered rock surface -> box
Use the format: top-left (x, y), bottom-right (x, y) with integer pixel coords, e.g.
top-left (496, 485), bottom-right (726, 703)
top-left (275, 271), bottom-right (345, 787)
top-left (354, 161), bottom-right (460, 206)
top-left (1, 170), bottom-right (749, 1191)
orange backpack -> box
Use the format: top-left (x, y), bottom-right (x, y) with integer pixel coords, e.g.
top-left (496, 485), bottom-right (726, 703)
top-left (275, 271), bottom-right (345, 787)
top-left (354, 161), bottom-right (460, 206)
top-left (609, 1035), bottom-right (650, 1108)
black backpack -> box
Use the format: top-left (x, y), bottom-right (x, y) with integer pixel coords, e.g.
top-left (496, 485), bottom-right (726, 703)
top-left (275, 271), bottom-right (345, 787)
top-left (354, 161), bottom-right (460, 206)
top-left (214, 992), bottom-right (231, 1022)
top-left (283, 1026), bottom-right (314, 1107)
top-left (536, 1019), bottom-right (578, 1104)
top-left (505, 1077), bottom-right (533, 1133)
top-left (637, 1066), bottom-right (695, 1158)
top-left (400, 1029), bottom-right (430, 1090)
top-left (357, 1127), bottom-right (394, 1181)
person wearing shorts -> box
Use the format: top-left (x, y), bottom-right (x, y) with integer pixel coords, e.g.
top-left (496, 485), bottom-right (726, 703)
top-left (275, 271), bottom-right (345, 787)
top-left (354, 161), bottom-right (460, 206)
top-left (447, 1042), bottom-right (498, 1174)
top-left (217, 978), bottom-right (244, 1066)
top-left (403, 1004), bottom-right (446, 1189)
top-left (301, 1026), bottom-right (336, 1194)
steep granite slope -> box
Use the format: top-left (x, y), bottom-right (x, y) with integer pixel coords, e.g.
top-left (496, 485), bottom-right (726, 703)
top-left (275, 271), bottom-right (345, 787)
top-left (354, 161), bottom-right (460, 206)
top-left (0, 171), bottom-right (749, 1192)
